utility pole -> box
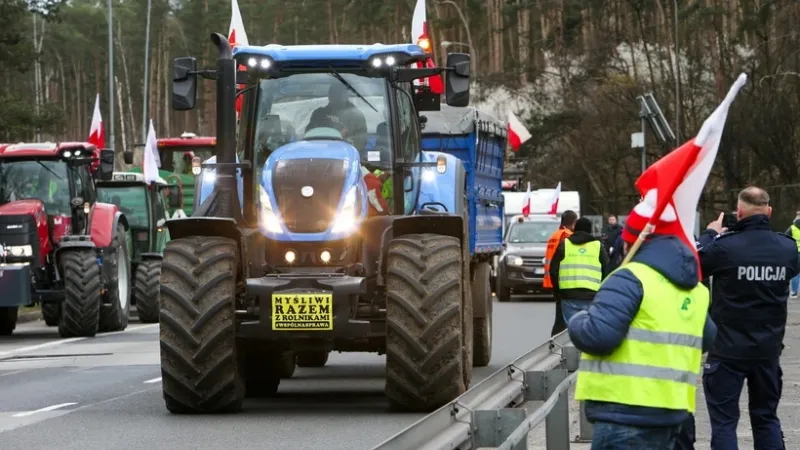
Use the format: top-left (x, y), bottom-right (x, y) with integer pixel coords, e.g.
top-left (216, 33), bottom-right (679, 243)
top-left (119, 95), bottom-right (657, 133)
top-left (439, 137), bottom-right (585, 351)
top-left (674, 0), bottom-right (681, 143)
top-left (108, 0), bottom-right (115, 151)
top-left (634, 94), bottom-right (676, 173)
top-left (142, 0), bottom-right (152, 142)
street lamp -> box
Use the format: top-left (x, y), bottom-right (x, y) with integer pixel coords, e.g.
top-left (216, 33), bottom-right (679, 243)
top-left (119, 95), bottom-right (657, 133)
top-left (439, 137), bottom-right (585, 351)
top-left (437, 0), bottom-right (476, 74)
top-left (441, 41), bottom-right (469, 50)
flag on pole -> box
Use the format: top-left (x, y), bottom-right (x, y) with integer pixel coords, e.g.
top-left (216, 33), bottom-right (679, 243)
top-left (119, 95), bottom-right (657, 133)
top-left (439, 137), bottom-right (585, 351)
top-left (625, 73), bottom-right (747, 270)
top-left (228, 0), bottom-right (248, 114)
top-left (411, 0), bottom-right (444, 95)
top-left (521, 182), bottom-right (531, 217)
top-left (507, 111), bottom-right (532, 151)
top-left (548, 182), bottom-right (562, 215)
top-left (143, 119), bottom-right (163, 184)
top-left (88, 94), bottom-right (105, 149)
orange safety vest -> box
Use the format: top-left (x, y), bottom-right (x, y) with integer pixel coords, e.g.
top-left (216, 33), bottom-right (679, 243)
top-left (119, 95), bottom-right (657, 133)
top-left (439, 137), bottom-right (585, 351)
top-left (543, 227), bottom-right (573, 289)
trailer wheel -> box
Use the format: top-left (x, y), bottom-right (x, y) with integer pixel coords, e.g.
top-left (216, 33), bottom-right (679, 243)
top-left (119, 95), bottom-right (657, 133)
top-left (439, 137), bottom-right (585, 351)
top-left (385, 233), bottom-right (466, 412)
top-left (159, 236), bottom-right (243, 414)
top-left (0, 307), bottom-right (18, 336)
top-left (59, 249), bottom-right (102, 337)
top-left (134, 259), bottom-right (161, 323)
top-left (42, 303), bottom-right (61, 327)
top-left (100, 224), bottom-right (132, 332)
top-left (496, 276), bottom-right (511, 303)
top-left (472, 262), bottom-right (493, 367)
top-left (297, 351), bottom-right (329, 368)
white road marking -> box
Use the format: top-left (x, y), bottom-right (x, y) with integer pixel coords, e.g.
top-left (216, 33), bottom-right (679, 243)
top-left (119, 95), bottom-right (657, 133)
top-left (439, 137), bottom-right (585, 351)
top-left (0, 369), bottom-right (30, 377)
top-left (143, 377), bottom-right (161, 384)
top-left (0, 323), bottom-right (158, 360)
top-left (13, 402), bottom-right (77, 418)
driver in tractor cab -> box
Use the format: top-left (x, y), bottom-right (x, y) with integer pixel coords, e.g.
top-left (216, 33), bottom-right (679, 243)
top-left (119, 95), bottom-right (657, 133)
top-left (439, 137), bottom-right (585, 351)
top-left (182, 151), bottom-right (195, 175)
top-left (307, 82), bottom-right (368, 151)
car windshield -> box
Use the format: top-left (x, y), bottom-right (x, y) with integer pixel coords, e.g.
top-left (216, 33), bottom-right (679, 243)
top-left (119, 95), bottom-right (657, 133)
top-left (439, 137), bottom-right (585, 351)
top-left (507, 221), bottom-right (561, 243)
top-left (160, 147), bottom-right (215, 175)
top-left (97, 185), bottom-right (149, 227)
top-left (253, 72), bottom-right (392, 171)
top-left (0, 160), bottom-right (70, 215)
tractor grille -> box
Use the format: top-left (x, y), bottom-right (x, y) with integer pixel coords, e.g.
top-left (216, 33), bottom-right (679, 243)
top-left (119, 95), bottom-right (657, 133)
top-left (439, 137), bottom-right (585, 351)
top-left (0, 213), bottom-right (40, 265)
top-left (271, 158), bottom-right (347, 233)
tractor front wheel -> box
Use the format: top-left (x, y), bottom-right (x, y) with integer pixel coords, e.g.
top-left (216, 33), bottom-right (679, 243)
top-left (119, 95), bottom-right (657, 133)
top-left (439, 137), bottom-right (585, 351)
top-left (133, 259), bottom-right (161, 323)
top-left (100, 224), bottom-right (132, 332)
top-left (59, 249), bottom-right (102, 338)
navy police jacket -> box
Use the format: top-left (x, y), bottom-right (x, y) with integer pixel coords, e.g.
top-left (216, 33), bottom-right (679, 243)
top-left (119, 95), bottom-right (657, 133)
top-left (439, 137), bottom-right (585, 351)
top-left (697, 214), bottom-right (800, 361)
top-left (568, 235), bottom-right (717, 427)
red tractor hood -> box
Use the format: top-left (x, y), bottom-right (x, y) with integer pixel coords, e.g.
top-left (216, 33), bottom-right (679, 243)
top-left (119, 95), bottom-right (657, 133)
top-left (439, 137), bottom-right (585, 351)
top-left (0, 199), bottom-right (58, 264)
top-left (0, 199), bottom-right (46, 216)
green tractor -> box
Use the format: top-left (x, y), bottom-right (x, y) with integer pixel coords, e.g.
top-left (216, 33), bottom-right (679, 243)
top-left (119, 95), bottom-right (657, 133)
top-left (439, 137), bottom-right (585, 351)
top-left (95, 172), bottom-right (177, 323)
top-left (127, 132), bottom-right (215, 218)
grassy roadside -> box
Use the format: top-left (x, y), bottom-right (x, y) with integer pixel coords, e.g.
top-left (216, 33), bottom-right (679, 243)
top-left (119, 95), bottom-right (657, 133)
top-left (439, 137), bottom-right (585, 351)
top-left (20, 305), bottom-right (41, 314)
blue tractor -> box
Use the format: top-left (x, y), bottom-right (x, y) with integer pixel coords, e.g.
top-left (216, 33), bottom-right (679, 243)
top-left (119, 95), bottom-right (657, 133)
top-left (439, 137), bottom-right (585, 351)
top-left (160, 33), bottom-right (503, 414)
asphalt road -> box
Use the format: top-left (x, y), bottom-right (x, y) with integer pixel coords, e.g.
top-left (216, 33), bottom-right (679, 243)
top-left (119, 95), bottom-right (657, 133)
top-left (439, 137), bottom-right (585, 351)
top-left (0, 296), bottom-right (554, 450)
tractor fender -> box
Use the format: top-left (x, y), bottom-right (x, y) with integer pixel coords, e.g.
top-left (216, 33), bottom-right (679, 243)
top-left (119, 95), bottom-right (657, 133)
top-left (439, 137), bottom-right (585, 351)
top-left (139, 252), bottom-right (163, 261)
top-left (89, 203), bottom-right (129, 248)
top-left (415, 152), bottom-right (466, 215)
top-left (165, 216), bottom-right (241, 242)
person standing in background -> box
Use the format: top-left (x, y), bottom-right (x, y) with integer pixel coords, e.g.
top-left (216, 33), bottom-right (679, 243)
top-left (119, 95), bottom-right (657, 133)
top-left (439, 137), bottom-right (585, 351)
top-left (544, 210), bottom-right (578, 336)
top-left (602, 214), bottom-right (623, 254)
top-left (550, 217), bottom-right (610, 323)
top-left (785, 211), bottom-right (800, 297)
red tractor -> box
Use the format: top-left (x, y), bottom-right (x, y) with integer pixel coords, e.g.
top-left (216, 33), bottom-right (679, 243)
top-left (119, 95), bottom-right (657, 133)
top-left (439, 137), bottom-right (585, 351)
top-left (0, 142), bottom-right (132, 337)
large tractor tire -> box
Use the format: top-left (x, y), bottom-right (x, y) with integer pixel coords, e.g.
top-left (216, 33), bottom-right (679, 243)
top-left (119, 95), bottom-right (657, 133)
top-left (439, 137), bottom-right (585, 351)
top-left (385, 233), bottom-right (467, 412)
top-left (42, 303), bottom-right (61, 327)
top-left (133, 259), bottom-right (161, 323)
top-left (59, 249), bottom-right (102, 338)
top-left (280, 352), bottom-right (297, 379)
top-left (297, 351), bottom-right (329, 368)
top-left (100, 225), bottom-right (132, 332)
top-left (0, 307), bottom-right (18, 336)
top-left (496, 276), bottom-right (511, 303)
top-left (238, 340), bottom-right (282, 398)
top-left (159, 236), bottom-right (244, 414)
top-left (471, 262), bottom-right (493, 367)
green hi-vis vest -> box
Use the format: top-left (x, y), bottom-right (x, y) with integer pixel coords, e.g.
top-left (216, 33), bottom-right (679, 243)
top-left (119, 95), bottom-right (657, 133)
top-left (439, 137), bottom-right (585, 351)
top-left (558, 240), bottom-right (602, 291)
top-left (791, 225), bottom-right (800, 252)
top-left (574, 261), bottom-right (709, 413)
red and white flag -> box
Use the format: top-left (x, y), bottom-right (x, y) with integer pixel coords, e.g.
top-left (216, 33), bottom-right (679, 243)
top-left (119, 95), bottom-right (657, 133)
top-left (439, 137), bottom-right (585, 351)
top-left (508, 111), bottom-right (531, 151)
top-left (411, 0), bottom-right (444, 95)
top-left (88, 94), bottom-right (105, 149)
top-left (228, 0), bottom-right (248, 114)
top-left (548, 182), bottom-right (562, 215)
top-left (632, 73), bottom-right (747, 266)
top-left (521, 182), bottom-right (532, 217)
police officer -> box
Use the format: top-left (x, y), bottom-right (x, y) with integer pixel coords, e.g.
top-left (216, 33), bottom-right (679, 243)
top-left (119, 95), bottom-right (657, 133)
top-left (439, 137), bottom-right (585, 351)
top-left (697, 186), bottom-right (799, 449)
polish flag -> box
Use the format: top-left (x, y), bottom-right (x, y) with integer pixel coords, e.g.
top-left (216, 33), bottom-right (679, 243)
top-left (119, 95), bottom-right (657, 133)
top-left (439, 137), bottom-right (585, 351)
top-left (411, 0), bottom-right (444, 95)
top-left (228, 0), bottom-right (248, 114)
top-left (630, 73), bottom-right (747, 269)
top-left (521, 182), bottom-right (532, 217)
top-left (508, 111), bottom-right (531, 151)
top-left (142, 119), bottom-right (163, 184)
top-left (548, 182), bottom-right (562, 215)
top-left (88, 94), bottom-right (105, 149)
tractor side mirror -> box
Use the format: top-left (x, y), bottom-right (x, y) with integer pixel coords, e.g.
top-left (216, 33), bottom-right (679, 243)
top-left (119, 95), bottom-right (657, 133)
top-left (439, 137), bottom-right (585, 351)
top-left (123, 150), bottom-right (134, 165)
top-left (97, 149), bottom-right (114, 181)
top-left (172, 56), bottom-right (198, 111)
top-left (167, 185), bottom-right (182, 208)
top-left (444, 53), bottom-right (470, 107)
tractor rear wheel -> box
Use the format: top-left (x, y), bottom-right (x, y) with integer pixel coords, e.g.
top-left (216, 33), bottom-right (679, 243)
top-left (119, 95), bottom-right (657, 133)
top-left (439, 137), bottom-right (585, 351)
top-left (134, 259), bottom-right (161, 323)
top-left (100, 225), bottom-right (131, 332)
top-left (0, 307), bottom-right (18, 336)
top-left (42, 303), bottom-right (61, 327)
top-left (59, 249), bottom-right (102, 338)
top-left (385, 233), bottom-right (467, 412)
top-left (159, 236), bottom-right (243, 414)
top-left (472, 262), bottom-right (493, 367)
top-left (297, 351), bottom-right (329, 368)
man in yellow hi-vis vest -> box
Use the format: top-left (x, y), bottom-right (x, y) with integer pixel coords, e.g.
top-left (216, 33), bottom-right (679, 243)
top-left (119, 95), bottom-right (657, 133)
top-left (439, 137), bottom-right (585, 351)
top-left (786, 211), bottom-right (800, 297)
top-left (550, 217), bottom-right (609, 324)
top-left (567, 199), bottom-right (717, 449)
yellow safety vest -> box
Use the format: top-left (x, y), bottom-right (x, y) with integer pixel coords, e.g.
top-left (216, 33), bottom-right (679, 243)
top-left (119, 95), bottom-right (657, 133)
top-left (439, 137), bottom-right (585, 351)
top-left (559, 240), bottom-right (602, 291)
top-left (574, 261), bottom-right (709, 413)
top-left (790, 225), bottom-right (800, 252)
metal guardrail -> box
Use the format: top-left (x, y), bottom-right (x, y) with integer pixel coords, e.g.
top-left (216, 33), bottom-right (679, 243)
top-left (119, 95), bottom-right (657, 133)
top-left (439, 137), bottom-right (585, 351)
top-left (372, 331), bottom-right (594, 450)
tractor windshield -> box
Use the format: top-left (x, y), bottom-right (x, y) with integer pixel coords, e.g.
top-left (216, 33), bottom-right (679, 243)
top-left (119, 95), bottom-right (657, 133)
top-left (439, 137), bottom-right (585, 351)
top-left (160, 148), bottom-right (215, 175)
top-left (97, 185), bottom-right (149, 227)
top-left (0, 159), bottom-right (70, 215)
top-left (252, 72), bottom-right (392, 171)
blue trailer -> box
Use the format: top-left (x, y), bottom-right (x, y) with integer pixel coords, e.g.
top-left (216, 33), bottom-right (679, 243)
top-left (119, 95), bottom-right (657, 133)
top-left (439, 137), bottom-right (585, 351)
top-left (160, 34), bottom-right (493, 414)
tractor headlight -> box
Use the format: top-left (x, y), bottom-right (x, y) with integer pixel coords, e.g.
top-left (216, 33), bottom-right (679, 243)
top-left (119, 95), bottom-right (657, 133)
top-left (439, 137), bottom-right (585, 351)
top-left (7, 245), bottom-right (33, 257)
top-left (505, 255), bottom-right (524, 266)
top-left (191, 157), bottom-right (202, 175)
top-left (258, 185), bottom-right (283, 233)
top-left (331, 186), bottom-right (358, 234)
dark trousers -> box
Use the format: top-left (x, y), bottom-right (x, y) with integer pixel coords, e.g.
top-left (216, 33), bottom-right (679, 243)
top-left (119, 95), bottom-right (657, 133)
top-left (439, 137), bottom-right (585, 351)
top-left (551, 296), bottom-right (566, 336)
top-left (673, 414), bottom-right (695, 449)
top-left (703, 358), bottom-right (785, 450)
top-left (591, 421), bottom-right (680, 449)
